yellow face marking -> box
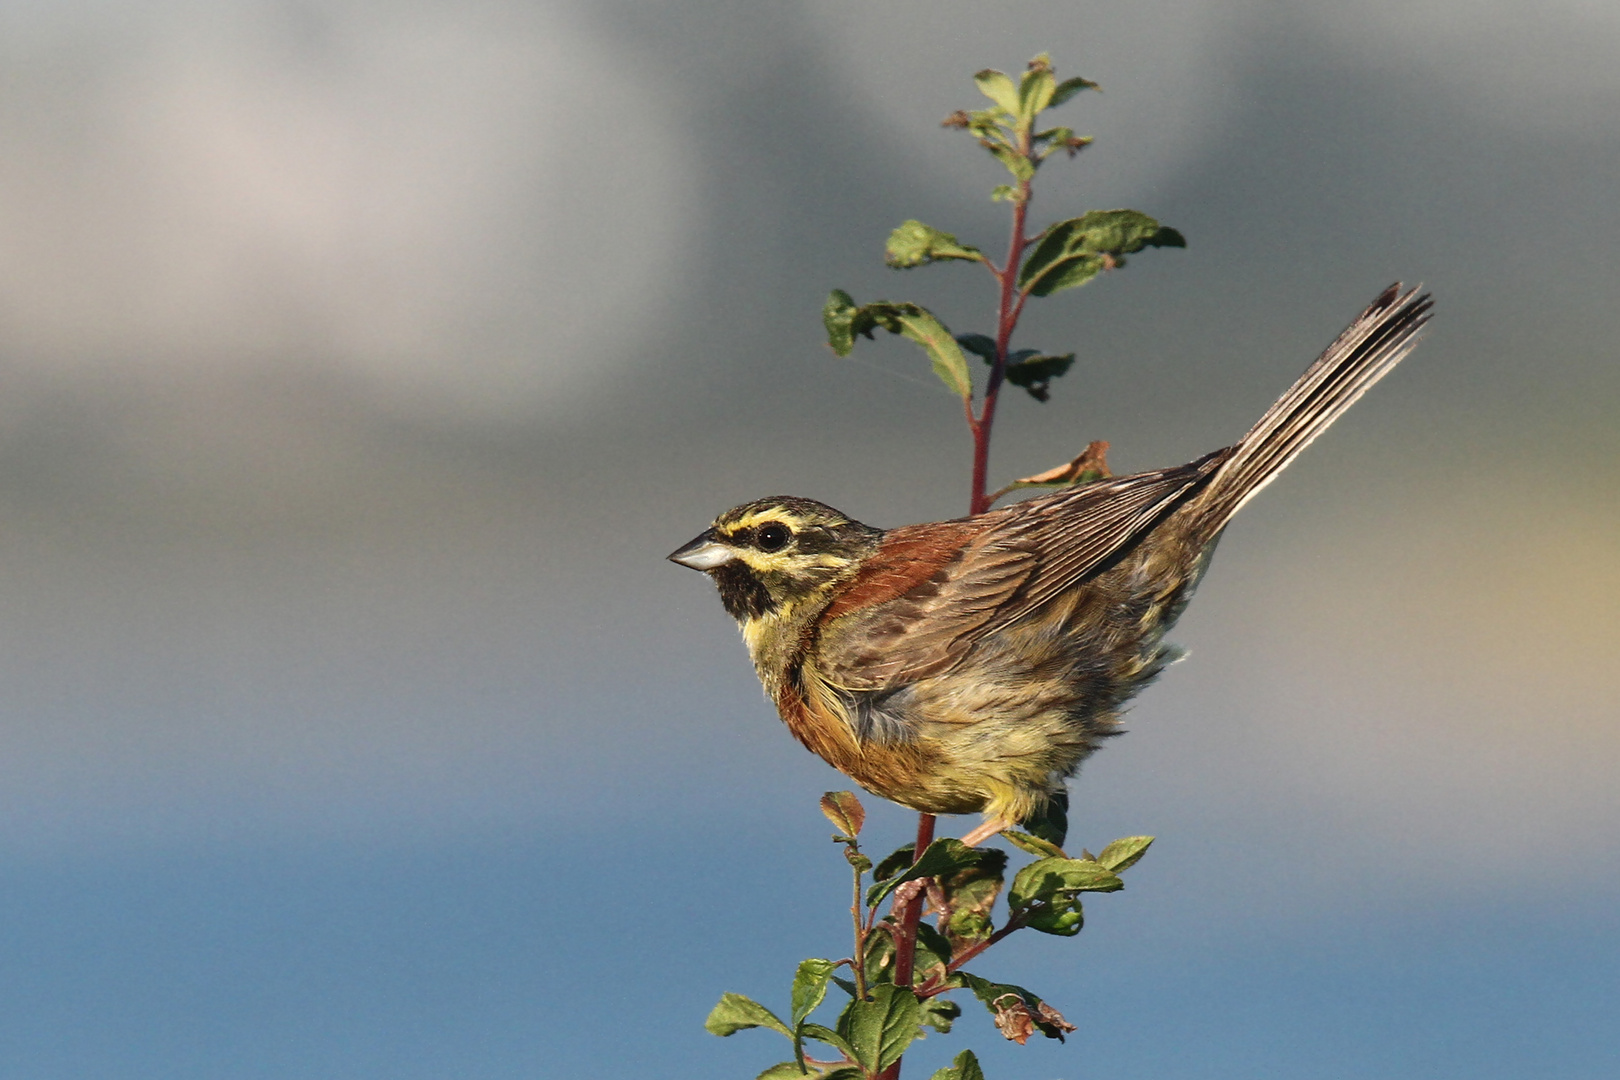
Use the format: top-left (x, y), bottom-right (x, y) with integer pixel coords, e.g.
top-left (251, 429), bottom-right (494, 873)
top-left (710, 507), bottom-right (859, 578)
top-left (732, 550), bottom-right (856, 576)
top-left (740, 598), bottom-right (809, 686)
top-left (715, 508), bottom-right (850, 536)
top-left (740, 611), bottom-right (777, 655)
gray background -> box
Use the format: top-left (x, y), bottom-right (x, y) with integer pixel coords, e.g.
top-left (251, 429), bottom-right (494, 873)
top-left (0, 2), bottom-right (1614, 1077)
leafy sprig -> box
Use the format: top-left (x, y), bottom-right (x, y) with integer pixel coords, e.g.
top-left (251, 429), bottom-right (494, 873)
top-left (707, 791), bottom-right (1153, 1078)
top-left (822, 52), bottom-right (1184, 514)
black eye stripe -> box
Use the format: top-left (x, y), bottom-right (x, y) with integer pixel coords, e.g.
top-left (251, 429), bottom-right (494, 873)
top-left (790, 527), bottom-right (841, 555)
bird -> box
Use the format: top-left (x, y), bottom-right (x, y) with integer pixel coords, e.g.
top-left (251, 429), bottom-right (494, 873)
top-left (669, 284), bottom-right (1432, 847)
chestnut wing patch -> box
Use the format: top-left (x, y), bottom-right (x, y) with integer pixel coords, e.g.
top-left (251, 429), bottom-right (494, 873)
top-left (816, 523), bottom-right (1036, 690)
top-left (821, 521), bottom-right (983, 620)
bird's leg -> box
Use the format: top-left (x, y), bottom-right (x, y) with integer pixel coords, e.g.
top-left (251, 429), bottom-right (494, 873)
top-left (957, 816), bottom-right (1014, 848)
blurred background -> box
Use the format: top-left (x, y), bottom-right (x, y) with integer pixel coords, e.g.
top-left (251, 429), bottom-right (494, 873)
top-left (0, 1), bottom-right (1615, 1077)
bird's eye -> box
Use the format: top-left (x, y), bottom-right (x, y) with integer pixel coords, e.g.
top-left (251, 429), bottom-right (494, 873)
top-left (756, 523), bottom-right (792, 552)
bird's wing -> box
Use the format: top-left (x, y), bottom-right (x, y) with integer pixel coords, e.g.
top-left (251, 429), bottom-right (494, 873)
top-left (976, 453), bottom-right (1224, 635)
top-left (816, 456), bottom-right (1221, 690)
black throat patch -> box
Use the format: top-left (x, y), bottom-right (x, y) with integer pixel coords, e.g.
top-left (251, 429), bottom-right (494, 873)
top-left (713, 562), bottom-right (777, 621)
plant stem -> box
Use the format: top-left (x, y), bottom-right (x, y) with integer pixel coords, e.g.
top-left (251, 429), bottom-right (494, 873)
top-left (851, 860), bottom-right (869, 1001)
top-left (871, 813), bottom-right (936, 1080)
top-left (910, 916), bottom-right (1029, 1001)
top-left (891, 812), bottom-right (936, 989)
top-left (968, 151), bottom-right (1033, 515)
top-left (944, 917), bottom-right (1025, 976)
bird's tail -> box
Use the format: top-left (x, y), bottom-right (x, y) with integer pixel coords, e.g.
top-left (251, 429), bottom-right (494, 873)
top-left (1191, 283), bottom-right (1433, 535)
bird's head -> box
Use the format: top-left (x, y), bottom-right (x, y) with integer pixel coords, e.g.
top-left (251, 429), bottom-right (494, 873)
top-left (669, 496), bottom-right (883, 622)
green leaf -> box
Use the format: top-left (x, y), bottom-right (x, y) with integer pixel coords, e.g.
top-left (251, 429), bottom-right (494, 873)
top-left (706, 992), bottom-right (793, 1039)
top-left (831, 976), bottom-right (859, 999)
top-left (919, 997), bottom-right (963, 1035)
top-left (1007, 801), bottom-right (1087, 930)
top-left (1000, 830), bottom-right (1066, 860)
top-left (1048, 75), bottom-right (1099, 109)
top-left (912, 921), bottom-right (954, 984)
top-left (937, 849), bottom-right (1007, 951)
top-left (820, 791), bottom-right (865, 838)
top-left (1033, 126), bottom-right (1092, 161)
top-left (957, 972), bottom-right (1023, 1010)
top-left (871, 844), bottom-right (916, 884)
top-left (1025, 895), bottom-right (1084, 936)
top-left (1022, 789), bottom-right (1068, 848)
top-left (798, 1023), bottom-right (859, 1064)
top-left (1017, 210), bottom-right (1186, 298)
top-left (866, 839), bottom-right (984, 909)
top-left (906, 838), bottom-right (984, 878)
top-left (1018, 224), bottom-right (1104, 296)
top-left (1001, 350), bottom-right (1075, 403)
top-left (836, 983), bottom-right (922, 1071)
top-left (886, 220), bottom-right (984, 268)
top-left (1018, 66), bottom-right (1056, 119)
top-left (791, 959), bottom-right (840, 1073)
top-left (758, 1065), bottom-right (863, 1080)
top-left (890, 304), bottom-right (972, 399)
top-left (936, 848), bottom-right (1006, 910)
top-left (1033, 125), bottom-right (1072, 158)
top-left (792, 959), bottom-right (838, 1026)
top-left (759, 1064), bottom-right (863, 1080)
top-left (964, 108), bottom-right (1011, 141)
top-left (1096, 835), bottom-right (1154, 873)
top-left (961, 336), bottom-right (1075, 403)
top-left (1007, 857), bottom-right (1122, 911)
top-left (990, 184), bottom-right (1018, 203)
top-left (973, 69), bottom-right (1019, 113)
top-left (929, 1049), bottom-right (986, 1080)
top-left (946, 909), bottom-right (992, 949)
top-left (755, 1063), bottom-right (806, 1080)
top-left (985, 141), bottom-right (1035, 182)
top-left (954, 334), bottom-right (997, 365)
top-left (822, 296), bottom-right (974, 401)
top-left (756, 1064), bottom-right (821, 1080)
top-left (861, 924), bottom-right (896, 987)
top-left (822, 290), bottom-right (860, 356)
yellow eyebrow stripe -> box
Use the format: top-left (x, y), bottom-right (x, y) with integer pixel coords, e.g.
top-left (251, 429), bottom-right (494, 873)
top-left (724, 509), bottom-right (848, 533)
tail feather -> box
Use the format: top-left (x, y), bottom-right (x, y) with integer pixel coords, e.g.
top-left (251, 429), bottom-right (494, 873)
top-left (1193, 283), bottom-right (1433, 533)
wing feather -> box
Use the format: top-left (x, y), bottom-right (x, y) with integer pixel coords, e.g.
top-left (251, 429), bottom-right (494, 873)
top-left (816, 456), bottom-right (1220, 690)
top-left (978, 453), bottom-right (1223, 634)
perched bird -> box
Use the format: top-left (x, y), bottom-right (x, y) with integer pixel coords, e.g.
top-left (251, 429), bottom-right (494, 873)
top-left (670, 285), bottom-right (1431, 846)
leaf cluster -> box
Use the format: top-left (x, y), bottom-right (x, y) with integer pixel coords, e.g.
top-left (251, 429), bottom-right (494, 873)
top-left (705, 792), bottom-right (1154, 1078)
top-left (945, 54), bottom-right (1098, 191)
top-left (824, 53), bottom-right (1183, 415)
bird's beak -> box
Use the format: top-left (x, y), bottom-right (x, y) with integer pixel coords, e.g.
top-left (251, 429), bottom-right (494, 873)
top-left (668, 529), bottom-right (736, 571)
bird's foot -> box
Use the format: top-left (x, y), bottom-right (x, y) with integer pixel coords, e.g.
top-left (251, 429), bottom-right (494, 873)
top-left (957, 816), bottom-right (1014, 848)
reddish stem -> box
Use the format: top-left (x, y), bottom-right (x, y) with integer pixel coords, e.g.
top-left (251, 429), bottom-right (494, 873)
top-left (969, 168), bottom-right (1033, 516)
top-left (944, 916), bottom-right (1024, 976)
top-left (872, 813), bottom-right (936, 1080)
top-left (887, 123), bottom-right (1037, 1080)
top-left (890, 812), bottom-right (936, 988)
